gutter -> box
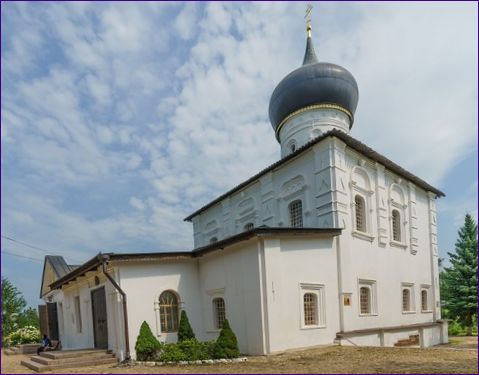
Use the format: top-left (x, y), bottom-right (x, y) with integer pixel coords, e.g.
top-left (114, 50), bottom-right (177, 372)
top-left (100, 254), bottom-right (131, 361)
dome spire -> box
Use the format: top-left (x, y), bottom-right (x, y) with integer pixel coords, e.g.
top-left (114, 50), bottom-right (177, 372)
top-left (302, 4), bottom-right (318, 65)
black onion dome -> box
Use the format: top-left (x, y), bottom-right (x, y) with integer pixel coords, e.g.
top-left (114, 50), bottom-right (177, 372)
top-left (269, 35), bottom-right (359, 138)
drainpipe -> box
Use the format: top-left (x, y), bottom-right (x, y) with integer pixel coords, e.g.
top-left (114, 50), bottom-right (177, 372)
top-left (100, 255), bottom-right (131, 361)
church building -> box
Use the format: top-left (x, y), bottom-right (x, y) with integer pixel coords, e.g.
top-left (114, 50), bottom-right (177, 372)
top-left (39, 19), bottom-right (448, 361)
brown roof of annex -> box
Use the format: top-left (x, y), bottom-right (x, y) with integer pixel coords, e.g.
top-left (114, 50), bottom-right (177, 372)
top-left (49, 227), bottom-right (342, 291)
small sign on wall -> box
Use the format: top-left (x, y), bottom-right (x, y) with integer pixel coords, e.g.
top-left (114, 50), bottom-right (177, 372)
top-left (343, 294), bottom-right (352, 306)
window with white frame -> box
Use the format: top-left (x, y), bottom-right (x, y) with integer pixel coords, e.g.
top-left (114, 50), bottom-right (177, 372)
top-left (358, 279), bottom-right (377, 315)
top-left (392, 209), bottom-right (401, 241)
top-left (401, 283), bottom-right (415, 313)
top-left (159, 290), bottom-right (179, 332)
top-left (299, 283), bottom-right (325, 328)
top-left (303, 293), bottom-right (318, 325)
top-left (289, 200), bottom-right (303, 228)
top-left (355, 195), bottom-right (366, 232)
top-left (350, 166), bottom-right (374, 241)
top-left (389, 183), bottom-right (407, 246)
top-left (212, 297), bottom-right (226, 329)
top-left (421, 286), bottom-right (431, 312)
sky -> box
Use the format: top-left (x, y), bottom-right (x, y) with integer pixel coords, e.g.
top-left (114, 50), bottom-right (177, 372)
top-left (1, 1), bottom-right (477, 309)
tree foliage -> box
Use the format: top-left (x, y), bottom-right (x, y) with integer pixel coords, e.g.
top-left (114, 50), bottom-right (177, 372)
top-left (2, 277), bottom-right (27, 339)
top-left (135, 321), bottom-right (161, 361)
top-left (178, 310), bottom-right (196, 342)
top-left (213, 319), bottom-right (240, 359)
top-left (442, 214), bottom-right (478, 335)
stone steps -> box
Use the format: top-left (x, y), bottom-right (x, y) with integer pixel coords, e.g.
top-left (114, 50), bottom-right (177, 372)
top-left (4, 344), bottom-right (40, 355)
top-left (21, 349), bottom-right (118, 372)
top-left (394, 334), bottom-right (420, 347)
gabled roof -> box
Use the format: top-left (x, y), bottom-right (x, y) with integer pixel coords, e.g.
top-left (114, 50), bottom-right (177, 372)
top-left (49, 227), bottom-right (342, 291)
top-left (184, 129), bottom-right (445, 221)
top-left (39, 255), bottom-right (78, 298)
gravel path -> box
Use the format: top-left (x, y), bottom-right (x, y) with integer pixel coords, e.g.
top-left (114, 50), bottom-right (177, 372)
top-left (2, 336), bottom-right (477, 374)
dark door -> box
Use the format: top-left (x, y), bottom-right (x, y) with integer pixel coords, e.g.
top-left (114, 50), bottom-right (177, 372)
top-left (46, 303), bottom-right (59, 340)
top-left (91, 287), bottom-right (108, 349)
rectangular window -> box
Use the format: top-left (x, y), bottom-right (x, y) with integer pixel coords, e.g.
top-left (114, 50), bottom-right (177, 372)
top-left (401, 283), bottom-right (415, 313)
top-left (358, 279), bottom-right (377, 316)
top-left (299, 283), bottom-right (325, 329)
top-left (74, 296), bottom-right (82, 333)
top-left (289, 200), bottom-right (303, 228)
top-left (421, 285), bottom-right (431, 312)
top-left (213, 297), bottom-right (226, 329)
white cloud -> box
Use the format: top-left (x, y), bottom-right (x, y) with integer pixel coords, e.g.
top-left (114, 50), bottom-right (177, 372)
top-left (1, 2), bottom-right (477, 309)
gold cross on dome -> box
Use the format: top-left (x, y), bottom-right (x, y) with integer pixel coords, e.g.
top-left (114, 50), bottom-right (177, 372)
top-left (304, 4), bottom-right (313, 37)
top-left (305, 3), bottom-right (313, 21)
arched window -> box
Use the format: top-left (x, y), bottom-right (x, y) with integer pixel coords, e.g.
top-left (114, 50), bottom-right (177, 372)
top-left (212, 297), bottom-right (226, 329)
top-left (421, 290), bottom-right (428, 311)
top-left (159, 291), bottom-right (179, 332)
top-left (290, 143), bottom-right (296, 153)
top-left (244, 222), bottom-right (254, 231)
top-left (360, 287), bottom-right (370, 314)
top-left (210, 237), bottom-right (218, 244)
top-left (355, 195), bottom-right (366, 232)
top-left (289, 200), bottom-right (303, 228)
top-left (402, 288), bottom-right (410, 312)
top-left (392, 209), bottom-right (401, 241)
top-left (303, 293), bottom-right (317, 325)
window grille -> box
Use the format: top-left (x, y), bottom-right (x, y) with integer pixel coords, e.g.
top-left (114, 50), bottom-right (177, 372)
top-left (303, 293), bottom-right (317, 325)
top-left (289, 200), bottom-right (303, 228)
top-left (392, 209), bottom-right (401, 241)
top-left (159, 291), bottom-right (179, 332)
top-left (421, 290), bottom-right (428, 311)
top-left (212, 297), bottom-right (226, 329)
top-left (355, 195), bottom-right (366, 232)
top-left (402, 289), bottom-right (410, 312)
top-left (360, 287), bottom-right (370, 314)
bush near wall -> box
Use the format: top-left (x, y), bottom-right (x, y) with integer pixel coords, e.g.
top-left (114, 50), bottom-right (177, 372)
top-left (135, 318), bottom-right (240, 362)
top-left (213, 319), bottom-right (240, 359)
top-left (4, 326), bottom-right (41, 347)
top-left (135, 321), bottom-right (161, 361)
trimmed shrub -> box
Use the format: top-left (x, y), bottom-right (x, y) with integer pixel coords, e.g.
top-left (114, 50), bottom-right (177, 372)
top-left (135, 321), bottom-right (161, 361)
top-left (178, 339), bottom-right (215, 361)
top-left (4, 326), bottom-right (40, 347)
top-left (155, 340), bottom-right (215, 362)
top-left (157, 343), bottom-right (187, 362)
top-left (213, 319), bottom-right (240, 359)
top-left (178, 310), bottom-right (196, 342)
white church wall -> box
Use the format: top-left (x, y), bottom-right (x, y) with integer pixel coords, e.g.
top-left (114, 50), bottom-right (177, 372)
top-left (336, 145), bottom-right (439, 335)
top-left (197, 239), bottom-right (264, 355)
top-left (261, 236), bottom-right (340, 353)
top-left (118, 259), bottom-right (202, 358)
top-left (192, 150), bottom-right (318, 248)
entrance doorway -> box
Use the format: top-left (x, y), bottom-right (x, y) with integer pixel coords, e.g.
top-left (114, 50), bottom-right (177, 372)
top-left (91, 287), bottom-right (108, 349)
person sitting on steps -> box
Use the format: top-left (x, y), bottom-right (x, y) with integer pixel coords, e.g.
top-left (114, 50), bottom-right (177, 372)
top-left (36, 334), bottom-right (61, 355)
top-left (37, 334), bottom-right (52, 355)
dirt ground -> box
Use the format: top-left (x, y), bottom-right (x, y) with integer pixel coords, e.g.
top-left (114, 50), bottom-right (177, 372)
top-left (1, 336), bottom-right (477, 374)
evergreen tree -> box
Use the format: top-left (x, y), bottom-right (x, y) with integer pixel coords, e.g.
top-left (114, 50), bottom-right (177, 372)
top-left (2, 277), bottom-right (27, 339)
top-left (213, 319), bottom-right (240, 359)
top-left (442, 213), bottom-right (478, 335)
top-left (178, 310), bottom-right (196, 342)
top-left (135, 321), bottom-right (161, 361)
